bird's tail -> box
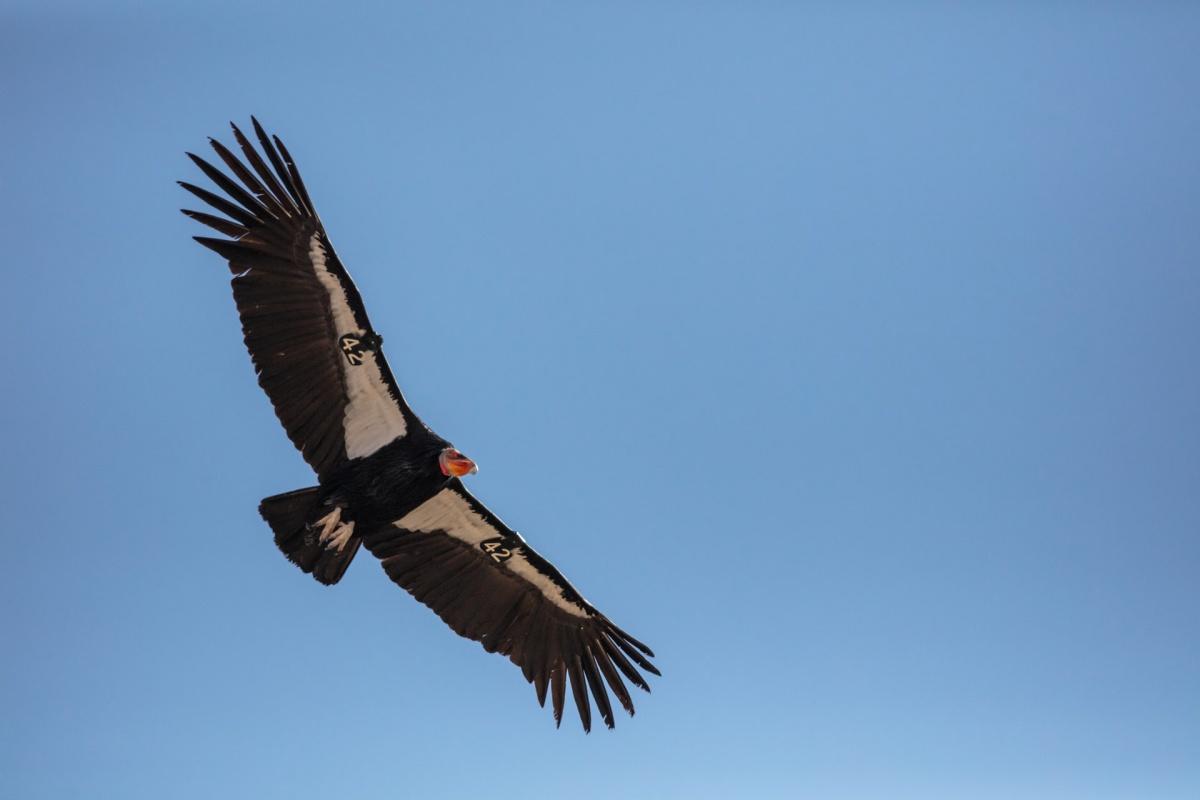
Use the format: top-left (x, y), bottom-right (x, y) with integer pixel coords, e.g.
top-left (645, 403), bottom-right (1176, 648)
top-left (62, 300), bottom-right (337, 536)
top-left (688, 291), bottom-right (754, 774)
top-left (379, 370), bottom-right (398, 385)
top-left (259, 487), bottom-right (361, 586)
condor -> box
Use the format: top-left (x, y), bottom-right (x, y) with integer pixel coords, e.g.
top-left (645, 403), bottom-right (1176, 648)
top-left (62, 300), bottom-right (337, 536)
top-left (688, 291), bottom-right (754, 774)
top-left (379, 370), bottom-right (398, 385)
top-left (181, 118), bottom-right (658, 732)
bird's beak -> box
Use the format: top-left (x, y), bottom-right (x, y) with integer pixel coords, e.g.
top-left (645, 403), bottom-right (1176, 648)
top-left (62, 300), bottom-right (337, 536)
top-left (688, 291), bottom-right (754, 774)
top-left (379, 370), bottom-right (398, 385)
top-left (440, 450), bottom-right (479, 477)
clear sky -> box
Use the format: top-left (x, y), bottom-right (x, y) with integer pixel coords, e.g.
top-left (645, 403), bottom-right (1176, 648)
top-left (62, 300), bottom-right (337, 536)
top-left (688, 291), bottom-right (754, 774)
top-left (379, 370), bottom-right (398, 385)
top-left (2, 2), bottom-right (1198, 798)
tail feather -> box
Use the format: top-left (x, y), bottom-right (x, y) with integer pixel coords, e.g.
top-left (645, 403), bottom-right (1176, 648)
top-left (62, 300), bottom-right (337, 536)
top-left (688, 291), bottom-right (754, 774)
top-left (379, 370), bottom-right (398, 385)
top-left (259, 487), bottom-right (361, 585)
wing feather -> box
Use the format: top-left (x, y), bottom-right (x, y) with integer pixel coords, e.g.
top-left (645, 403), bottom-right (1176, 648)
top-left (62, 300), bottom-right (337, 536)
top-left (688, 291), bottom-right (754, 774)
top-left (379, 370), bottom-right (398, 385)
top-left (252, 116), bottom-right (308, 213)
top-left (567, 651), bottom-right (591, 732)
top-left (582, 643), bottom-right (614, 729)
top-left (181, 208), bottom-right (247, 238)
top-left (232, 121), bottom-right (301, 216)
top-left (272, 134), bottom-right (318, 215)
top-left (207, 137), bottom-right (292, 220)
top-left (179, 181), bottom-right (259, 228)
top-left (186, 151), bottom-right (275, 220)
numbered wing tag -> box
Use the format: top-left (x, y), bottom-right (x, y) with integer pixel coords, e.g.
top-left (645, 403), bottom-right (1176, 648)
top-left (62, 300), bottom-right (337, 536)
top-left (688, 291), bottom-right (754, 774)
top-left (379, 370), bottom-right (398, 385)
top-left (479, 537), bottom-right (519, 564)
top-left (339, 331), bottom-right (383, 366)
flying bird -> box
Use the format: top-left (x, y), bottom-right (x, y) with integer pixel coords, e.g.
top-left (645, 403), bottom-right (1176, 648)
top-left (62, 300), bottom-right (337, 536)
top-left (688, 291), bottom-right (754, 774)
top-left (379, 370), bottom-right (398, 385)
top-left (181, 118), bottom-right (658, 731)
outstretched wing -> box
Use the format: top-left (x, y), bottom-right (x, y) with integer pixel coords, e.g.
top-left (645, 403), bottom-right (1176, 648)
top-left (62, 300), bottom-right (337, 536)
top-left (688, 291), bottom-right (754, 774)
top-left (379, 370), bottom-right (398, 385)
top-left (181, 118), bottom-right (419, 480)
top-left (361, 480), bottom-right (660, 731)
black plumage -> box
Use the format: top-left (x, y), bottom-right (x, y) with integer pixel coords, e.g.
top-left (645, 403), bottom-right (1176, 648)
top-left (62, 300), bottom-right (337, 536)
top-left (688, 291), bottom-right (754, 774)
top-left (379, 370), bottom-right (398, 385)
top-left (182, 118), bottom-right (658, 731)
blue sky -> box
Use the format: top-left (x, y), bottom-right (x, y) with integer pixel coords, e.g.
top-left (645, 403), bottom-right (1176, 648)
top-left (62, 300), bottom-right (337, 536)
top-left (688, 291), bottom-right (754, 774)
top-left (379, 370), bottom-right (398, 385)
top-left (2, 2), bottom-right (1198, 798)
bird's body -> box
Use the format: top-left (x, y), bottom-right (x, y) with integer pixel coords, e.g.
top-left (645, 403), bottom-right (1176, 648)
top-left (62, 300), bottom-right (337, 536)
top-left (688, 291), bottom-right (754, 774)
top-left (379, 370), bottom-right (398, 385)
top-left (182, 118), bottom-right (658, 731)
top-left (321, 429), bottom-right (453, 524)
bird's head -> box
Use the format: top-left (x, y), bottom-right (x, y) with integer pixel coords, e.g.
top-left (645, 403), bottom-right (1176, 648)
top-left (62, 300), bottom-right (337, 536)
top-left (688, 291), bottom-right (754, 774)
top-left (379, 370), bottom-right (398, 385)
top-left (438, 447), bottom-right (478, 478)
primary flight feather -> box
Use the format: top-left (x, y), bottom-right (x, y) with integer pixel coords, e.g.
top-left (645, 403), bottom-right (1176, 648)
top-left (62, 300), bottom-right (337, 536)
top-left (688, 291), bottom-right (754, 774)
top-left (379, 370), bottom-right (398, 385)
top-left (181, 118), bottom-right (658, 731)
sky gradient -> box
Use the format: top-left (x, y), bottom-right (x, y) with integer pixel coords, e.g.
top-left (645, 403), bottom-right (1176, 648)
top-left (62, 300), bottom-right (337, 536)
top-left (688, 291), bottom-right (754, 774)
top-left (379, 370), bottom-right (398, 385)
top-left (3, 3), bottom-right (1198, 798)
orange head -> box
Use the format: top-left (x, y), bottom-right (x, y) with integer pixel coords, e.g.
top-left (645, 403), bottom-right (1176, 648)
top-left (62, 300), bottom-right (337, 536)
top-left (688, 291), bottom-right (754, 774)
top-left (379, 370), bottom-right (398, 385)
top-left (438, 447), bottom-right (479, 478)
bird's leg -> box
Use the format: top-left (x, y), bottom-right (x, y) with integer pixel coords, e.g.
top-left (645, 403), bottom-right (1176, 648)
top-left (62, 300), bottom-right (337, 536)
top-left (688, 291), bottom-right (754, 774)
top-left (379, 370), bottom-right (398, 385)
top-left (310, 505), bottom-right (357, 553)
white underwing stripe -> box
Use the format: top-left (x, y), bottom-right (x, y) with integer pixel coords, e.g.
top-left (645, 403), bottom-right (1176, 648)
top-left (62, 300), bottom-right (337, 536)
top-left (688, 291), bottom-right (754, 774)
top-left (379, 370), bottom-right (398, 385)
top-left (502, 556), bottom-right (590, 617)
top-left (309, 235), bottom-right (407, 458)
top-left (397, 489), bottom-right (590, 618)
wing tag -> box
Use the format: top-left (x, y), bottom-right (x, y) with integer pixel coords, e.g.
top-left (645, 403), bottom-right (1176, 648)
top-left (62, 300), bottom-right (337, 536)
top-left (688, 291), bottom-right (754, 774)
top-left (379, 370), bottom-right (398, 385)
top-left (479, 537), bottom-right (516, 563)
top-left (339, 331), bottom-right (383, 366)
